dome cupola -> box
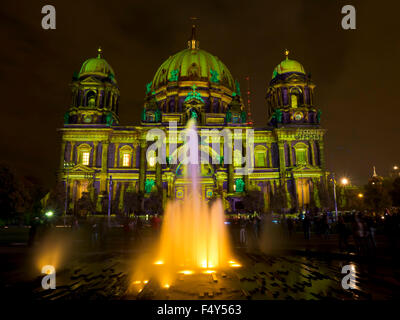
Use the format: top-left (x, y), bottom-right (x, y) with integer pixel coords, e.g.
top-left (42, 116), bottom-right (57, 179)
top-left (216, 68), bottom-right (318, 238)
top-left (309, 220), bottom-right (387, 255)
top-left (266, 50), bottom-right (320, 127)
top-left (142, 25), bottom-right (243, 126)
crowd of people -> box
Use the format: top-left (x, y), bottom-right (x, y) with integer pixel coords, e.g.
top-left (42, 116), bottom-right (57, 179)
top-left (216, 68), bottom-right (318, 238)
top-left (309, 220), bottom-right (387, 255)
top-left (27, 208), bottom-right (400, 258)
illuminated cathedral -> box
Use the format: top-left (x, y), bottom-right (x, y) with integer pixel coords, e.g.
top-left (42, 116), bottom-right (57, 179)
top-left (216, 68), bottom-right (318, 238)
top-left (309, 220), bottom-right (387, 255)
top-left (58, 26), bottom-right (328, 214)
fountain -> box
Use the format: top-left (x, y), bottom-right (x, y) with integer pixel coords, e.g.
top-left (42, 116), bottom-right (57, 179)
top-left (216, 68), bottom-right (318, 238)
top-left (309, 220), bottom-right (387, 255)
top-left (150, 119), bottom-right (235, 288)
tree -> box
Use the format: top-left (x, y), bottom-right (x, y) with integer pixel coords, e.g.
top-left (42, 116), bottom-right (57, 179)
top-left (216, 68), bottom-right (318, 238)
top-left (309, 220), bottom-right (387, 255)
top-left (242, 190), bottom-right (265, 213)
top-left (44, 181), bottom-right (66, 216)
top-left (390, 177), bottom-right (400, 207)
top-left (318, 179), bottom-right (333, 211)
top-left (270, 185), bottom-right (287, 214)
top-left (144, 191), bottom-right (163, 214)
top-left (124, 190), bottom-right (144, 215)
top-left (0, 164), bottom-right (22, 222)
top-left (364, 181), bottom-right (392, 214)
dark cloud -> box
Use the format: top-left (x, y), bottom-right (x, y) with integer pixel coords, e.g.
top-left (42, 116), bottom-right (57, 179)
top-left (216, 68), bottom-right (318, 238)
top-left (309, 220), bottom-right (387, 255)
top-left (0, 0), bottom-right (398, 187)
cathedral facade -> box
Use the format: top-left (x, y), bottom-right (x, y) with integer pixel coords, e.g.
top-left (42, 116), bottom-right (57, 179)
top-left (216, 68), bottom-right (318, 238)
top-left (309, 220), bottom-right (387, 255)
top-left (58, 28), bottom-right (328, 214)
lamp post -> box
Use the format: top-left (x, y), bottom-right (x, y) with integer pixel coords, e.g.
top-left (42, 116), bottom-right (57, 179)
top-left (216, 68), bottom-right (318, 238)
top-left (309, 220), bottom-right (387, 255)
top-left (340, 177), bottom-right (349, 210)
top-left (108, 175), bottom-right (113, 227)
top-left (63, 161), bottom-right (75, 226)
top-left (330, 174), bottom-right (338, 222)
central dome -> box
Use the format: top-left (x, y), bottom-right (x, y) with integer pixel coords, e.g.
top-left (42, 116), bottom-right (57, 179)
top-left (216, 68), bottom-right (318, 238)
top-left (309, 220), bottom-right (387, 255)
top-left (151, 48), bottom-right (235, 92)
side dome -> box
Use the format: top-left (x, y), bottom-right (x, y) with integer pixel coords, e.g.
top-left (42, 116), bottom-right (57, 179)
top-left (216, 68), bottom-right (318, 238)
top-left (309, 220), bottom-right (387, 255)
top-left (152, 48), bottom-right (235, 92)
top-left (78, 47), bottom-right (117, 83)
top-left (272, 50), bottom-right (305, 79)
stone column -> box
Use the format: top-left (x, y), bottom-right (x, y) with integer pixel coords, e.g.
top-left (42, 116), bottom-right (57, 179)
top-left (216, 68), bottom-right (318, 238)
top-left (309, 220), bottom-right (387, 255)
top-left (310, 140), bottom-right (316, 166)
top-left (70, 142), bottom-right (76, 163)
top-left (114, 143), bottom-right (120, 168)
top-left (156, 162), bottom-right (162, 189)
top-left (319, 139), bottom-right (326, 170)
top-left (60, 141), bottom-right (66, 170)
top-left (288, 142), bottom-right (294, 167)
top-left (228, 164), bottom-right (234, 193)
top-left (267, 143), bottom-right (272, 167)
top-left (313, 178), bottom-right (321, 208)
top-left (139, 140), bottom-right (147, 193)
top-left (278, 141), bottom-right (286, 177)
top-left (100, 142), bottom-right (109, 192)
top-left (93, 142), bottom-right (98, 167)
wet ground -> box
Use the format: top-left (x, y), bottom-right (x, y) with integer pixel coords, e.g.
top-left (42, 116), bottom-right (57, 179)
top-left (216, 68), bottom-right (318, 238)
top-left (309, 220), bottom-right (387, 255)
top-left (1, 226), bottom-right (399, 300)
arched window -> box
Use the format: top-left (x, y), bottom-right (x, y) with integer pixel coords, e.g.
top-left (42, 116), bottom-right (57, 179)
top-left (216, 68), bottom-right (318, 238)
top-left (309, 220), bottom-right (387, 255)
top-left (77, 143), bottom-right (92, 166)
top-left (254, 145), bottom-right (267, 168)
top-left (86, 91), bottom-right (96, 107)
top-left (293, 142), bottom-right (308, 166)
top-left (290, 87), bottom-right (303, 108)
top-left (291, 94), bottom-right (298, 108)
top-left (119, 145), bottom-right (133, 167)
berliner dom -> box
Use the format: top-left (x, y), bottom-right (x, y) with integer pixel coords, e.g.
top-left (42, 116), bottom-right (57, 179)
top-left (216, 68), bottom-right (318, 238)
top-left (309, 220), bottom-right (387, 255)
top-left (58, 26), bottom-right (328, 215)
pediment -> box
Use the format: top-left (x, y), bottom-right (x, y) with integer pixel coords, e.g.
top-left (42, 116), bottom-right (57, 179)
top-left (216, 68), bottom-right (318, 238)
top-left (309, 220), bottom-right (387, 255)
top-left (70, 164), bottom-right (96, 173)
top-left (80, 76), bottom-right (102, 84)
top-left (292, 164), bottom-right (315, 171)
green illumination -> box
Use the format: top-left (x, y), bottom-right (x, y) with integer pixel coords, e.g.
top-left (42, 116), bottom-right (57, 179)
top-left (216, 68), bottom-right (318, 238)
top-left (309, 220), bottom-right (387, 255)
top-left (210, 69), bottom-right (219, 83)
top-left (146, 81), bottom-right (152, 94)
top-left (45, 211), bottom-right (54, 218)
top-left (169, 69), bottom-right (179, 82)
top-left (145, 179), bottom-right (155, 193)
top-left (184, 84), bottom-right (204, 103)
top-left (235, 179), bottom-right (245, 193)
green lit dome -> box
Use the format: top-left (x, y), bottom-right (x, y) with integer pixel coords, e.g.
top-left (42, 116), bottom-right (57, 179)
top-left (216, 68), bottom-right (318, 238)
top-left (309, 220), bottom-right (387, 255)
top-left (272, 51), bottom-right (306, 79)
top-left (79, 48), bottom-right (116, 82)
top-left (152, 48), bottom-right (235, 92)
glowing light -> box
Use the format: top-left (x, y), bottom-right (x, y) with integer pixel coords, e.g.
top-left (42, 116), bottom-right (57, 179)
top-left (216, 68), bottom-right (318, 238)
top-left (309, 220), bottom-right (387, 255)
top-left (341, 178), bottom-right (349, 185)
top-left (203, 270), bottom-right (216, 274)
top-left (45, 211), bottom-right (54, 217)
top-left (154, 260), bottom-right (164, 265)
top-left (179, 270), bottom-right (194, 275)
top-left (133, 280), bottom-right (141, 284)
top-left (357, 193), bottom-right (364, 198)
top-left (394, 166), bottom-right (399, 170)
top-left (143, 280), bottom-right (149, 284)
top-left (230, 263), bottom-right (241, 268)
top-left (163, 284), bottom-right (170, 289)
top-left (82, 152), bottom-right (90, 165)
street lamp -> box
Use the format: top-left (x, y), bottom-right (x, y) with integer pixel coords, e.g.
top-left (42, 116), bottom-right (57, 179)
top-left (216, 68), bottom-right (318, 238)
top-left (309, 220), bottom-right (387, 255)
top-left (357, 193), bottom-right (364, 198)
top-left (45, 210), bottom-right (54, 218)
top-left (340, 177), bottom-right (349, 186)
top-left (394, 165), bottom-right (399, 170)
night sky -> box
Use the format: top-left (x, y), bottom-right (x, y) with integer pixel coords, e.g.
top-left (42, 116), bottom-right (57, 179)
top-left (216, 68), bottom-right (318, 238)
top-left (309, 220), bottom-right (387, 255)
top-left (0, 0), bottom-right (399, 188)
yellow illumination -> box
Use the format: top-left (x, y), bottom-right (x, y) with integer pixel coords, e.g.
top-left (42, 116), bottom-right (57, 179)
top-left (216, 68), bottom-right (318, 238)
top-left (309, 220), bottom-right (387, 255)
top-left (133, 280), bottom-right (141, 284)
top-left (143, 280), bottom-right (149, 284)
top-left (203, 270), bottom-right (216, 274)
top-left (358, 193), bottom-right (364, 198)
top-left (163, 284), bottom-right (170, 289)
top-left (230, 263), bottom-right (241, 268)
top-left (154, 260), bottom-right (164, 265)
top-left (82, 152), bottom-right (90, 165)
top-left (179, 270), bottom-right (194, 275)
top-left (122, 153), bottom-right (130, 167)
top-left (341, 178), bottom-right (349, 185)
